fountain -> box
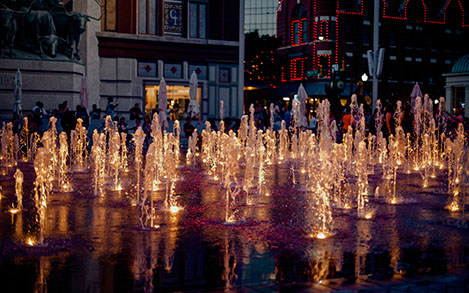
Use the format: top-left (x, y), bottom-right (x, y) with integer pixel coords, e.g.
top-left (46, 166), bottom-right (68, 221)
top-left (164, 130), bottom-right (181, 213)
top-left (58, 132), bottom-right (72, 192)
top-left (31, 148), bottom-right (53, 246)
top-left (19, 117), bottom-right (30, 161)
top-left (133, 127), bottom-right (146, 204)
top-left (11, 168), bottom-right (23, 212)
top-left (141, 143), bottom-right (158, 229)
top-left (1, 122), bottom-right (16, 168)
top-left (109, 131), bottom-right (122, 191)
top-left (186, 129), bottom-right (198, 166)
top-left (446, 123), bottom-right (465, 212)
top-left (91, 130), bottom-right (106, 196)
top-left (356, 141), bottom-right (372, 219)
top-left (1, 92), bottom-right (468, 290)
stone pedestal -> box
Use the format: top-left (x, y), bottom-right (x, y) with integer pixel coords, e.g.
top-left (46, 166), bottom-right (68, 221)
top-left (0, 59), bottom-right (85, 118)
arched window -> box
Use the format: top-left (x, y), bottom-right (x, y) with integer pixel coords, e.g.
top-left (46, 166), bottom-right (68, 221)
top-left (291, 4), bottom-right (307, 45)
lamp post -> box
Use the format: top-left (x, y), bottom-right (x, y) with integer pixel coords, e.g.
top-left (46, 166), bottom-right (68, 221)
top-left (361, 73), bottom-right (368, 82)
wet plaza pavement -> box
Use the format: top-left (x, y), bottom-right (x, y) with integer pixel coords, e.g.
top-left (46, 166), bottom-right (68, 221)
top-left (0, 158), bottom-right (468, 292)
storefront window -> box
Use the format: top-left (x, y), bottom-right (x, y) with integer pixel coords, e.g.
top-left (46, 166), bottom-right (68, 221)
top-left (145, 84), bottom-right (201, 120)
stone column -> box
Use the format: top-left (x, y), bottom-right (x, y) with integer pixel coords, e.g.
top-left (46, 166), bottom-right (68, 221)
top-left (445, 85), bottom-right (452, 114)
top-left (74, 0), bottom-right (102, 110)
top-left (465, 85), bottom-right (469, 118)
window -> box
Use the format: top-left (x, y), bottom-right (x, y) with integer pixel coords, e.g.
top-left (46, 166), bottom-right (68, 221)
top-left (319, 20), bottom-right (328, 40)
top-left (190, 2), bottom-right (206, 38)
top-left (290, 57), bottom-right (304, 80)
top-left (104, 0), bottom-right (117, 31)
top-left (139, 0), bottom-right (157, 34)
top-left (318, 55), bottom-right (331, 78)
top-left (302, 19), bottom-right (307, 43)
top-left (290, 4), bottom-right (306, 46)
top-left (293, 22), bottom-right (299, 44)
top-left (145, 84), bottom-right (201, 119)
top-left (291, 18), bottom-right (307, 45)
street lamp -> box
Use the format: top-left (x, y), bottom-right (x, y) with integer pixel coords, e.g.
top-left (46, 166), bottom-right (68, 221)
top-left (361, 73), bottom-right (368, 82)
top-left (318, 35), bottom-right (324, 41)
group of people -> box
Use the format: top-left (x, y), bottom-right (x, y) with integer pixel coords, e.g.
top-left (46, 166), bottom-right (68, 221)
top-left (6, 95), bottom-right (466, 148)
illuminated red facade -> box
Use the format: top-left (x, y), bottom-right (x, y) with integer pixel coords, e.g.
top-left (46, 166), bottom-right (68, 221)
top-left (276, 0), bottom-right (469, 101)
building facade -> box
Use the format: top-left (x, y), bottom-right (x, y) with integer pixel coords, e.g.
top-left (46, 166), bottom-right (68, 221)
top-left (245, 0), bottom-right (278, 36)
top-left (0, 0), bottom-right (242, 121)
top-left (276, 0), bottom-right (469, 112)
top-left (98, 0), bottom-right (242, 120)
top-left (444, 54), bottom-right (469, 117)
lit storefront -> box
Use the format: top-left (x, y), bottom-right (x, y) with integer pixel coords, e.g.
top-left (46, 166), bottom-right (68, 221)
top-left (145, 84), bottom-right (201, 120)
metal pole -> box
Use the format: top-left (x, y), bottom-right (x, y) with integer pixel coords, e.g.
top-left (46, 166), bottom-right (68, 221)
top-left (238, 0), bottom-right (245, 118)
top-left (372, 0), bottom-right (379, 111)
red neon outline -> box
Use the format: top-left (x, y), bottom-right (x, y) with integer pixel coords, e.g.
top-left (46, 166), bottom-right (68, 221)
top-left (290, 57), bottom-right (305, 81)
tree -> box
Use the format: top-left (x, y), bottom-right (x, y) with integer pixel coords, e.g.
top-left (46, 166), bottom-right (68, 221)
top-left (244, 30), bottom-right (282, 85)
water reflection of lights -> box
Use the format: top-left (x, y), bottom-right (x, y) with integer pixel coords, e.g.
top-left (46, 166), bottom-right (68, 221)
top-left (9, 208), bottom-right (19, 214)
top-left (315, 232), bottom-right (327, 239)
top-left (169, 205), bottom-right (182, 214)
top-left (26, 237), bottom-right (35, 246)
top-left (447, 201), bottom-right (460, 212)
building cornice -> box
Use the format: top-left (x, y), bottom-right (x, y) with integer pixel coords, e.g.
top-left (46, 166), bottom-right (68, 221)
top-left (96, 31), bottom-right (239, 47)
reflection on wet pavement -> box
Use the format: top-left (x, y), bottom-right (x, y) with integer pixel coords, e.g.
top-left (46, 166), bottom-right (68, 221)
top-left (0, 158), bottom-right (468, 292)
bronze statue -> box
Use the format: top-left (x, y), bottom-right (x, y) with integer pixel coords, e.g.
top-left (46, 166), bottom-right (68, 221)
top-left (50, 6), bottom-right (101, 60)
top-left (0, 0), bottom-right (101, 60)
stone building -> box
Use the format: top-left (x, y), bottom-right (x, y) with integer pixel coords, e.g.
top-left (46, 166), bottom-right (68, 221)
top-left (0, 0), bottom-right (243, 121)
top-left (97, 0), bottom-right (242, 120)
top-left (444, 54), bottom-right (469, 117)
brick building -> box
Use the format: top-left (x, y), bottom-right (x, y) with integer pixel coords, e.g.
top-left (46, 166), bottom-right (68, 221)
top-left (275, 0), bottom-right (469, 111)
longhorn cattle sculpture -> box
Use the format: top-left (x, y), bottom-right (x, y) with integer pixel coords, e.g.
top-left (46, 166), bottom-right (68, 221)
top-left (0, 1), bottom-right (101, 60)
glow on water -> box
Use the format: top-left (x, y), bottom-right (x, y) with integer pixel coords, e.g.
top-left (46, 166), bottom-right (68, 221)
top-left (170, 206), bottom-right (182, 214)
top-left (26, 237), bottom-right (35, 246)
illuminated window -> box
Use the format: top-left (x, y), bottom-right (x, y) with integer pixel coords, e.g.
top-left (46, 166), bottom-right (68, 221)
top-left (144, 84), bottom-right (201, 120)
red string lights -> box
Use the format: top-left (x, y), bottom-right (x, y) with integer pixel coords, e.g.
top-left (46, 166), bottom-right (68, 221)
top-left (279, 0), bottom-right (468, 83)
top-left (290, 57), bottom-right (305, 81)
top-left (291, 18), bottom-right (307, 46)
